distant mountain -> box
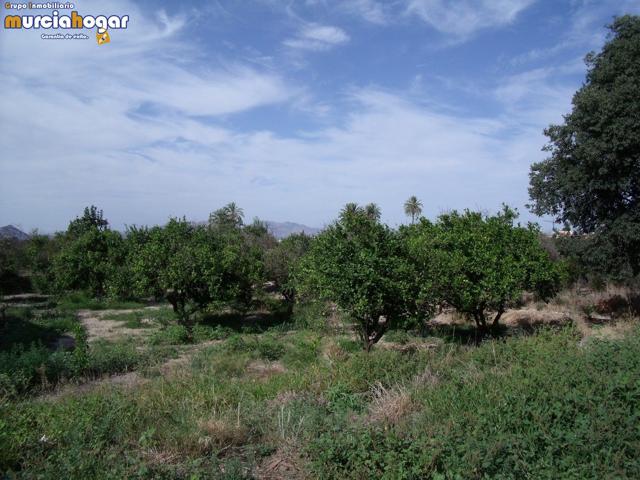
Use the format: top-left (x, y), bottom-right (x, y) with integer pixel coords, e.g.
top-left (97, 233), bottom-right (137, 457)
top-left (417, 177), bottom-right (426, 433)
top-left (265, 221), bottom-right (321, 239)
top-left (0, 225), bottom-right (30, 241)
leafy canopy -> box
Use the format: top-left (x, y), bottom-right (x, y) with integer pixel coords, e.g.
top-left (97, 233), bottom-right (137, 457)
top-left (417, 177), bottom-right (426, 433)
top-left (52, 206), bottom-right (124, 298)
top-left (299, 205), bottom-right (427, 350)
top-left (528, 15), bottom-right (640, 279)
top-left (129, 217), bottom-right (257, 330)
top-left (407, 207), bottom-right (561, 330)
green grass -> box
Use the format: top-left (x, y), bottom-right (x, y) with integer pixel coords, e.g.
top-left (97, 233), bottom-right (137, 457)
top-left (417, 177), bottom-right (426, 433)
top-left (2, 306), bottom-right (640, 478)
top-left (0, 308), bottom-right (183, 399)
top-left (101, 308), bottom-right (175, 329)
top-left (55, 292), bottom-right (146, 312)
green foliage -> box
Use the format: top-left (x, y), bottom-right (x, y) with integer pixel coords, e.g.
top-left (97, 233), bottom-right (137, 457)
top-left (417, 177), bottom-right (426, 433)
top-left (191, 324), bottom-right (234, 342)
top-left (128, 217), bottom-right (257, 333)
top-left (149, 325), bottom-right (191, 345)
top-left (290, 300), bottom-right (331, 331)
top-left (404, 195), bottom-right (423, 224)
top-left (0, 309), bottom-right (145, 397)
top-left (407, 206), bottom-right (562, 331)
top-left (529, 15), bottom-right (640, 282)
top-left (25, 232), bottom-right (61, 293)
top-left (256, 337), bottom-right (286, 361)
top-left (299, 204), bottom-right (426, 350)
top-left (52, 206), bottom-right (126, 298)
top-left (0, 238), bottom-right (30, 295)
top-left (3, 320), bottom-right (640, 478)
top-left (307, 328), bottom-right (640, 479)
top-left (264, 232), bottom-right (311, 303)
top-left (208, 201), bottom-right (245, 230)
top-left (55, 291), bottom-right (144, 311)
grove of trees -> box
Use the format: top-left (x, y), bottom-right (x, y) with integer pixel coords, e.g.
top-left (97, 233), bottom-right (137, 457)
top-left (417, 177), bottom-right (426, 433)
top-left (2, 199), bottom-right (562, 350)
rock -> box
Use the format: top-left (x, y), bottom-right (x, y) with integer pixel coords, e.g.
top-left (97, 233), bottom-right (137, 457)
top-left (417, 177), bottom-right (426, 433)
top-left (586, 313), bottom-right (613, 325)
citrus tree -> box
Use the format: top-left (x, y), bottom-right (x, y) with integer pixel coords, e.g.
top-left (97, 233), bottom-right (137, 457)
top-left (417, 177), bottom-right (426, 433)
top-left (264, 232), bottom-right (312, 305)
top-left (408, 207), bottom-right (562, 333)
top-left (129, 218), bottom-right (257, 334)
top-left (299, 206), bottom-right (427, 351)
top-left (52, 206), bottom-right (125, 298)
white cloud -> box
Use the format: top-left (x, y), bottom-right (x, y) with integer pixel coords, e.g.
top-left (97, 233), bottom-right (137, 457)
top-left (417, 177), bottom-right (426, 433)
top-left (406, 0), bottom-right (536, 38)
top-left (0, 0), bottom-right (592, 232)
top-left (284, 24), bottom-right (350, 51)
top-left (0, 77), bottom-right (570, 231)
top-left (509, 0), bottom-right (640, 67)
top-left (340, 0), bottom-right (390, 24)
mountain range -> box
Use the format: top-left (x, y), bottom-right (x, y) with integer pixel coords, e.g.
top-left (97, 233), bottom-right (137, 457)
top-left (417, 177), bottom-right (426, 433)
top-left (0, 225), bottom-right (30, 241)
top-left (264, 221), bottom-right (321, 239)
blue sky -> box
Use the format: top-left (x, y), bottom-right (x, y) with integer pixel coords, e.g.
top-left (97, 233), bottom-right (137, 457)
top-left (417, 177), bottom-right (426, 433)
top-left (1, 0), bottom-right (639, 232)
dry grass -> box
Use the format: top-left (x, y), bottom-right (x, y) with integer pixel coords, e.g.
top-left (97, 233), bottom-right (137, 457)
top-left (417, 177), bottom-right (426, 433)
top-left (198, 417), bottom-right (250, 450)
top-left (550, 284), bottom-right (639, 317)
top-left (412, 367), bottom-right (440, 388)
top-left (426, 285), bottom-right (639, 342)
top-left (377, 339), bottom-right (440, 353)
top-left (269, 390), bottom-right (303, 408)
top-left (322, 341), bottom-right (349, 364)
top-left (254, 447), bottom-right (308, 480)
top-left (78, 308), bottom-right (158, 343)
top-left (246, 360), bottom-right (287, 380)
top-left (367, 381), bottom-right (417, 426)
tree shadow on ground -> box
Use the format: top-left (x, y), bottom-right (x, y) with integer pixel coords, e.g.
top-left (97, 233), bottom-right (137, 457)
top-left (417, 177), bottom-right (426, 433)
top-left (422, 320), bottom-right (562, 346)
top-left (199, 306), bottom-right (294, 334)
top-left (0, 310), bottom-right (73, 351)
top-left (422, 322), bottom-right (504, 346)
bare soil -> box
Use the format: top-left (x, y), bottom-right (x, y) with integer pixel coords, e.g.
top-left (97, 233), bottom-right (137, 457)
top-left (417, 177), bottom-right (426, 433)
top-left (77, 307), bottom-right (162, 343)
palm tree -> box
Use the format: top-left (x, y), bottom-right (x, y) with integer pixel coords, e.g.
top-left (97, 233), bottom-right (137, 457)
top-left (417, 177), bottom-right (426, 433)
top-left (209, 202), bottom-right (244, 229)
top-left (225, 202), bottom-right (244, 227)
top-left (404, 196), bottom-right (423, 224)
top-left (340, 202), bottom-right (361, 221)
top-left (364, 203), bottom-right (381, 221)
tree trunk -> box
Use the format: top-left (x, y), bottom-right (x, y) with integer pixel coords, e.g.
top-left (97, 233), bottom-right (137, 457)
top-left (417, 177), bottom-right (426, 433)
top-left (473, 310), bottom-right (488, 344)
top-left (491, 306), bottom-right (505, 329)
top-left (360, 316), bottom-right (387, 352)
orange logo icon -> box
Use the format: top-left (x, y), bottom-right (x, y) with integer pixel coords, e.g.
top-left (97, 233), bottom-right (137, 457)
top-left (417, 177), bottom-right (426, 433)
top-left (97, 27), bottom-right (110, 45)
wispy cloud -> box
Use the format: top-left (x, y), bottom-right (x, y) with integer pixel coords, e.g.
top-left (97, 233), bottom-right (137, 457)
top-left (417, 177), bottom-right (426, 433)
top-left (406, 0), bottom-right (537, 38)
top-left (340, 0), bottom-right (390, 25)
top-left (284, 24), bottom-right (350, 51)
top-left (509, 0), bottom-right (640, 67)
top-left (0, 0), bottom-right (619, 232)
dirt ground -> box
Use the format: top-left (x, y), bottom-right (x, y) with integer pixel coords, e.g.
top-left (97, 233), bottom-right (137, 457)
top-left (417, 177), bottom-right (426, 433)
top-left (78, 307), bottom-right (162, 343)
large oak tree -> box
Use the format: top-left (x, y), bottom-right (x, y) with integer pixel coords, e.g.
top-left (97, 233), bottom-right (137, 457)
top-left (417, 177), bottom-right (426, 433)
top-left (528, 16), bottom-right (640, 281)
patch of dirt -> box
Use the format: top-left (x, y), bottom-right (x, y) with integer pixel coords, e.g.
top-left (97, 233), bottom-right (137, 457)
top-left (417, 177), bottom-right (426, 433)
top-left (77, 307), bottom-right (161, 343)
top-left (254, 448), bottom-right (307, 480)
top-left (155, 340), bottom-right (222, 376)
top-left (246, 360), bottom-right (287, 380)
top-left (501, 308), bottom-right (574, 329)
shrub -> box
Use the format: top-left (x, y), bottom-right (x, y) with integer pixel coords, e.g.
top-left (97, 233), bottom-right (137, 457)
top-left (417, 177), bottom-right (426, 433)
top-left (149, 325), bottom-right (191, 345)
top-left (299, 204), bottom-right (430, 351)
top-left (129, 218), bottom-right (258, 336)
top-left (256, 338), bottom-right (286, 361)
top-left (406, 206), bottom-right (562, 332)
